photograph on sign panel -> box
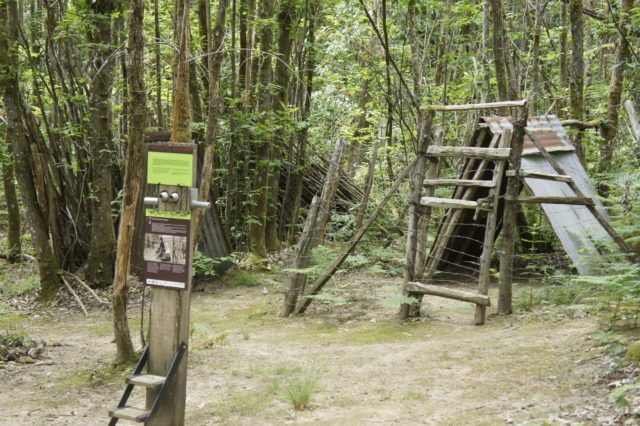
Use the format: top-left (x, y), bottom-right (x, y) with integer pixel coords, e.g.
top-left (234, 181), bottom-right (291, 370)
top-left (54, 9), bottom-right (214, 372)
top-left (144, 234), bottom-right (187, 265)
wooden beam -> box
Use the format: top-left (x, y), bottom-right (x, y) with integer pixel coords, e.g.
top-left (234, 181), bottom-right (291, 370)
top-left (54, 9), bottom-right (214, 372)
top-left (508, 196), bottom-right (594, 206)
top-left (560, 119), bottom-right (601, 129)
top-left (427, 145), bottom-right (511, 160)
top-left (407, 282), bottom-right (491, 306)
top-left (506, 170), bottom-right (574, 183)
top-left (423, 99), bottom-right (528, 112)
top-left (420, 196), bottom-right (491, 211)
top-left (424, 179), bottom-right (495, 188)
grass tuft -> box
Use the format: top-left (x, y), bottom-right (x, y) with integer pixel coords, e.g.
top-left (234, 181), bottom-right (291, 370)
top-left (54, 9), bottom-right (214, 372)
top-left (283, 376), bottom-right (317, 410)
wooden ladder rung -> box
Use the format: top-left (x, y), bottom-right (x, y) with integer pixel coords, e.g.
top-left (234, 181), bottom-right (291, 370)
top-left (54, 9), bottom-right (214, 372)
top-left (127, 374), bottom-right (166, 389)
top-left (420, 196), bottom-right (491, 211)
top-left (426, 145), bottom-right (511, 160)
top-left (109, 407), bottom-right (150, 423)
top-left (407, 282), bottom-right (491, 306)
top-left (508, 196), bottom-right (594, 206)
top-left (424, 179), bottom-right (495, 188)
top-left (506, 170), bottom-right (574, 183)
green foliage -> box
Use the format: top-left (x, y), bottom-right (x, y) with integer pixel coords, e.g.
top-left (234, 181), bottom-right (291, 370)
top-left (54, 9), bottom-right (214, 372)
top-left (223, 269), bottom-right (261, 287)
top-left (283, 376), bottom-right (317, 410)
top-left (610, 383), bottom-right (640, 409)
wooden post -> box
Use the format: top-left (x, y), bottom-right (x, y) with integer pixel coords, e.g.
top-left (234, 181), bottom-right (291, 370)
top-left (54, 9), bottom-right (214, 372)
top-left (498, 106), bottom-right (528, 315)
top-left (312, 139), bottom-right (347, 247)
top-left (475, 128), bottom-right (510, 325)
top-left (399, 110), bottom-right (434, 320)
top-left (415, 128), bottom-right (443, 279)
top-left (283, 196), bottom-right (319, 316)
top-left (144, 155), bottom-right (192, 426)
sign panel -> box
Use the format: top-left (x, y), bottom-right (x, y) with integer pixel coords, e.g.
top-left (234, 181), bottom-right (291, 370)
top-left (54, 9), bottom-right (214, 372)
top-left (146, 144), bottom-right (194, 187)
top-left (143, 214), bottom-right (190, 290)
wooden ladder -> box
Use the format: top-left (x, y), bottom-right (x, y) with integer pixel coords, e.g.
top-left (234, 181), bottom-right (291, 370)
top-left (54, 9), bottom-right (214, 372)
top-left (108, 343), bottom-right (187, 424)
top-left (409, 129), bottom-right (511, 325)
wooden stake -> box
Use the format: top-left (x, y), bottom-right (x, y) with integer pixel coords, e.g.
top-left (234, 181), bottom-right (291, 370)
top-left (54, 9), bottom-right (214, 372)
top-left (399, 110), bottom-right (434, 320)
top-left (498, 107), bottom-right (528, 315)
top-left (475, 128), bottom-right (510, 325)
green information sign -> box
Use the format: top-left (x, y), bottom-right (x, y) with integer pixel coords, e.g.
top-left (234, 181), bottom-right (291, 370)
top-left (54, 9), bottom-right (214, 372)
top-left (147, 151), bottom-right (194, 186)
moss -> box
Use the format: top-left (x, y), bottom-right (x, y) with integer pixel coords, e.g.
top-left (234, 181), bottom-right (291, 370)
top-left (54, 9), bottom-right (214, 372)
top-left (223, 270), bottom-right (262, 287)
top-left (625, 342), bottom-right (640, 361)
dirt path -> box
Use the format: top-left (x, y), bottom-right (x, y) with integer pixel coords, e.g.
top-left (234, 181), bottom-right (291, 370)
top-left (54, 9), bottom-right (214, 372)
top-left (0, 276), bottom-right (610, 425)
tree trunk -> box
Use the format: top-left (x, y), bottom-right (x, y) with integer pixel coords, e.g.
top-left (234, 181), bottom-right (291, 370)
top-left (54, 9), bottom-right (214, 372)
top-left (598, 0), bottom-right (633, 197)
top-left (112, 0), bottom-right (146, 366)
top-left (489, 0), bottom-right (514, 101)
top-left (85, 0), bottom-right (117, 287)
top-left (247, 0), bottom-right (275, 257)
top-left (154, 0), bottom-right (163, 129)
top-left (1, 0), bottom-right (61, 300)
top-left (193, 0), bottom-right (228, 249)
top-left (265, 0), bottom-right (297, 252)
top-left (569, 0), bottom-right (585, 162)
top-left (1, 125), bottom-right (22, 262)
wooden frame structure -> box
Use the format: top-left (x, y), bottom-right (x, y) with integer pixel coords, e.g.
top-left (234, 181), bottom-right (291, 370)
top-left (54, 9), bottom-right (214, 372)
top-left (400, 100), bottom-right (634, 325)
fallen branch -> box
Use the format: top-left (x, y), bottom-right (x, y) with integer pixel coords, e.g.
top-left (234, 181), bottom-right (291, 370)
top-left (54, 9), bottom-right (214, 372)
top-left (63, 271), bottom-right (108, 305)
top-left (61, 277), bottom-right (89, 318)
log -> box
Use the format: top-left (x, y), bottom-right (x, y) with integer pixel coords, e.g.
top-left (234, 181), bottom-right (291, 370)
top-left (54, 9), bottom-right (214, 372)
top-left (426, 145), bottom-right (511, 160)
top-left (423, 99), bottom-right (527, 112)
top-left (506, 170), bottom-right (573, 183)
top-left (424, 178), bottom-right (495, 188)
top-left (420, 196), bottom-right (491, 211)
top-left (560, 119), bottom-right (601, 129)
top-left (508, 196), bottom-right (594, 206)
top-left (283, 196), bottom-right (319, 317)
top-left (406, 282), bottom-right (491, 306)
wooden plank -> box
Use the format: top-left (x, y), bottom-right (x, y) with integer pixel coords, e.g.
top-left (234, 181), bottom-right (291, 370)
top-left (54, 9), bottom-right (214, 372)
top-left (110, 407), bottom-right (150, 422)
top-left (128, 374), bottom-right (166, 389)
top-left (399, 110), bottom-right (435, 320)
top-left (406, 282), bottom-right (491, 306)
top-left (426, 145), bottom-right (511, 160)
top-left (420, 196), bottom-right (491, 211)
top-left (424, 179), bottom-right (495, 188)
top-left (508, 196), bottom-right (594, 206)
top-left (423, 99), bottom-right (527, 112)
top-left (506, 170), bottom-right (573, 183)
top-left (475, 128), bottom-right (510, 325)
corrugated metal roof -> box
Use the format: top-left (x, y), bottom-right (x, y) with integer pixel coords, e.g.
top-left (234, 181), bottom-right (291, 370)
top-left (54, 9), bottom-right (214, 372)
top-left (481, 115), bottom-right (575, 155)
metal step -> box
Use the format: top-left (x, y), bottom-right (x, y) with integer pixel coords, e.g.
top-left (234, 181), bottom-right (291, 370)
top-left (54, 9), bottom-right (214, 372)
top-left (109, 406), bottom-right (150, 423)
top-left (127, 374), bottom-right (166, 389)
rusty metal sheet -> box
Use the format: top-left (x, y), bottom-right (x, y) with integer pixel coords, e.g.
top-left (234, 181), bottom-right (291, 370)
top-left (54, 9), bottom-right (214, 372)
top-left (481, 115), bottom-right (575, 155)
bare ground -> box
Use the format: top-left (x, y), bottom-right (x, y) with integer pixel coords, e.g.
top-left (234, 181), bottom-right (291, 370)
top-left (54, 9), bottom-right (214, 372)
top-left (0, 272), bottom-right (632, 425)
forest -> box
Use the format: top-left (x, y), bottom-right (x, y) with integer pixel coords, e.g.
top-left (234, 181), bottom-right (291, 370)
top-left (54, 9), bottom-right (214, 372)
top-left (2, 0), bottom-right (640, 424)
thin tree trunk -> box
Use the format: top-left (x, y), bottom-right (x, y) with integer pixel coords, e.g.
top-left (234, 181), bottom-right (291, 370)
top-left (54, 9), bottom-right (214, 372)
top-left (529, 0), bottom-right (542, 114)
top-left (354, 139), bottom-right (378, 230)
top-left (569, 0), bottom-right (585, 162)
top-left (112, 0), bottom-right (145, 366)
top-left (85, 1), bottom-right (117, 287)
top-left (598, 0), bottom-right (634, 197)
top-left (2, 125), bottom-right (22, 262)
top-left (193, 0), bottom-right (228, 249)
top-left (1, 0), bottom-right (61, 300)
top-left (154, 0), bottom-right (163, 129)
top-left (558, 2), bottom-right (568, 116)
top-left (247, 0), bottom-right (275, 257)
